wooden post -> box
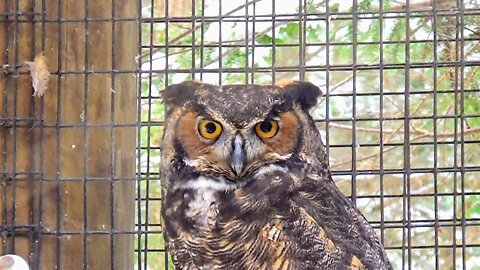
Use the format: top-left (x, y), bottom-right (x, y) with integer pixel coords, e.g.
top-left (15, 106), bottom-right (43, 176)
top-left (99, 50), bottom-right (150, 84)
top-left (0, 0), bottom-right (137, 269)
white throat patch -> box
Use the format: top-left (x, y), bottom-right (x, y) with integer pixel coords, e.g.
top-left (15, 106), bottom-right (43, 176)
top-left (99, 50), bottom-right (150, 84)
top-left (176, 176), bottom-right (237, 191)
top-left (177, 165), bottom-right (287, 227)
top-left (179, 177), bottom-right (230, 227)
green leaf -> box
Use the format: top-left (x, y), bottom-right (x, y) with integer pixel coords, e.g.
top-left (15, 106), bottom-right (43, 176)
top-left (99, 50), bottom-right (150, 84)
top-left (358, 0), bottom-right (373, 11)
top-left (411, 78), bottom-right (425, 90)
top-left (263, 49), bottom-right (273, 65)
top-left (466, 195), bottom-right (480, 218)
top-left (306, 23), bottom-right (326, 43)
top-left (330, 99), bottom-right (340, 117)
top-left (330, 3), bottom-right (340, 12)
top-left (280, 23), bottom-right (300, 39)
top-left (256, 34), bottom-right (273, 45)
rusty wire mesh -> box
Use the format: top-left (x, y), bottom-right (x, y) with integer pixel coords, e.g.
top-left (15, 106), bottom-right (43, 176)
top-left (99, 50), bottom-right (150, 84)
top-left (1, 0), bottom-right (479, 269)
top-left (137, 0), bottom-right (480, 269)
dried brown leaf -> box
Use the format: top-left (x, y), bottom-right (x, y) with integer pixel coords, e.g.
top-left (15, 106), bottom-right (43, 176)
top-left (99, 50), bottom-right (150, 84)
top-left (25, 54), bottom-right (50, 97)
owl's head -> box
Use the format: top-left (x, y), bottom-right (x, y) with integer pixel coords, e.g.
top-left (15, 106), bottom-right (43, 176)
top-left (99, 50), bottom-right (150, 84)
top-left (161, 80), bottom-right (325, 189)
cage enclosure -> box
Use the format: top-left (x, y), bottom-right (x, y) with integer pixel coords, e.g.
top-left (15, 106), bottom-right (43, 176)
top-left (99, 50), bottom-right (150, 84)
top-left (1, 0), bottom-right (480, 269)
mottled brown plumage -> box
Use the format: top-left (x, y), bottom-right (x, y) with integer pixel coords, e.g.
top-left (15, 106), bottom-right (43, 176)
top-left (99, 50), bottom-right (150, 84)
top-left (160, 81), bottom-right (392, 270)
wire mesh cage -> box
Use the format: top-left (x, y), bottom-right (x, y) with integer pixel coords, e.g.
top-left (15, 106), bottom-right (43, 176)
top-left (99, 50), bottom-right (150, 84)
top-left (1, 0), bottom-right (479, 269)
top-left (137, 0), bottom-right (480, 269)
top-left (1, 0), bottom-right (138, 268)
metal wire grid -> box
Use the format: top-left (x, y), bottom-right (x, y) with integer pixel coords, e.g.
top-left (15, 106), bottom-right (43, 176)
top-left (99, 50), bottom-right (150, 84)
top-left (1, 1), bottom-right (48, 268)
top-left (0, 0), bottom-right (478, 269)
top-left (138, 0), bottom-right (480, 269)
top-left (1, 0), bottom-right (138, 269)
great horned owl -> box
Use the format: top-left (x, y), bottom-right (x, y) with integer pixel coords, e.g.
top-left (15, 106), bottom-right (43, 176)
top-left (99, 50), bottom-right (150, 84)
top-left (160, 81), bottom-right (392, 270)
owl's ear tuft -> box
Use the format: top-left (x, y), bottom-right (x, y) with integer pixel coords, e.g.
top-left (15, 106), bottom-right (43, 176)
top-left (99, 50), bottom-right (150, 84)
top-left (276, 81), bottom-right (322, 110)
top-left (161, 80), bottom-right (203, 107)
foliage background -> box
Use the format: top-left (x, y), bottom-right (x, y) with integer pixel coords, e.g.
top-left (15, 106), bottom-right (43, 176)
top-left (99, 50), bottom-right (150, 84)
top-left (136, 0), bottom-right (480, 269)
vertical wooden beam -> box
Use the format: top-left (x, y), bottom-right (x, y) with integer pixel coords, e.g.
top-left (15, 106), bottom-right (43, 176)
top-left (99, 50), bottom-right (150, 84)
top-left (0, 0), bottom-right (38, 265)
top-left (0, 0), bottom-right (137, 268)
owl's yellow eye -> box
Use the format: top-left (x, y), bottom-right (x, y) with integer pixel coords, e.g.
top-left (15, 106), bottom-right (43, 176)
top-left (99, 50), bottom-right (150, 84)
top-left (198, 120), bottom-right (222, 140)
top-left (255, 120), bottom-right (279, 139)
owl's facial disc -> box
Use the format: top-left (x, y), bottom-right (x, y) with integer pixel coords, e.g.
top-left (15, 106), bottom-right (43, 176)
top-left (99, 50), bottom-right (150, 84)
top-left (177, 110), bottom-right (300, 183)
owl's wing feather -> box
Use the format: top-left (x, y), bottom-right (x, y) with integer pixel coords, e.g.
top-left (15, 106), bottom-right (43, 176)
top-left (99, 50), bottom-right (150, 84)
top-left (216, 169), bottom-right (391, 270)
top-left (252, 204), bottom-right (368, 270)
top-left (290, 173), bottom-right (392, 269)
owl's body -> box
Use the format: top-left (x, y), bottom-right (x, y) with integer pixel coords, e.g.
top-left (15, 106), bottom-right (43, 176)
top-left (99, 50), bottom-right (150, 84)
top-left (161, 81), bottom-right (392, 270)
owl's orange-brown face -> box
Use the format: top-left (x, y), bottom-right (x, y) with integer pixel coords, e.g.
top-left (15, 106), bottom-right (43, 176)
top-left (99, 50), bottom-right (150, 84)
top-left (175, 110), bottom-right (300, 181)
top-left (161, 80), bottom-right (321, 186)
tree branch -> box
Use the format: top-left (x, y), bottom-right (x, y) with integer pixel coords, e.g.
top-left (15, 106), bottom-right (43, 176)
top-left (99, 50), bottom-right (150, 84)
top-left (141, 0), bottom-right (264, 60)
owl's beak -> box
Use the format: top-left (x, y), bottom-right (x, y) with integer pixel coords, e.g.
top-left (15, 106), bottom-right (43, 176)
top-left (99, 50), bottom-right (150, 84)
top-left (230, 134), bottom-right (244, 176)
